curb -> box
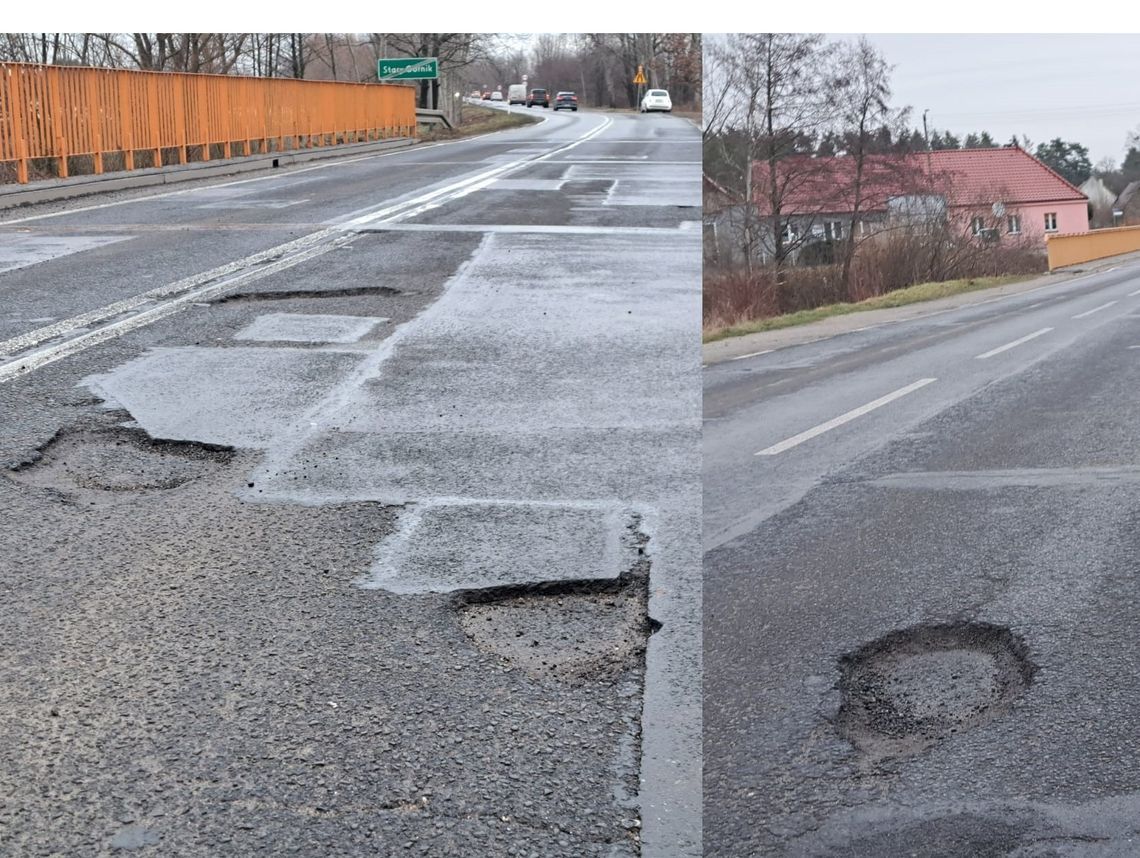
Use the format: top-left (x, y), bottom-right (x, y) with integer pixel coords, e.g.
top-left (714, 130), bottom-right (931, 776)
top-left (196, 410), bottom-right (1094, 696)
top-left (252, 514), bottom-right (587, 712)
top-left (0, 137), bottom-right (416, 210)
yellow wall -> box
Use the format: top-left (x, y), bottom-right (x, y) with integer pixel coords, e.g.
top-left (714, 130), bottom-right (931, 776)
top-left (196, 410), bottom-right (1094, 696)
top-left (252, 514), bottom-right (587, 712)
top-left (1047, 225), bottom-right (1140, 270)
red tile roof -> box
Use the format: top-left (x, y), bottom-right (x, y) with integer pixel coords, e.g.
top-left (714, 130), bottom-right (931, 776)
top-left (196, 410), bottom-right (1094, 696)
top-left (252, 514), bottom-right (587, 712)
top-left (752, 147), bottom-right (1087, 217)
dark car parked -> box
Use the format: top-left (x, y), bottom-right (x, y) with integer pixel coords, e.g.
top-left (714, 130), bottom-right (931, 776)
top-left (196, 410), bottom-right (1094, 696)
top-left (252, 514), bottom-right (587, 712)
top-left (553, 92), bottom-right (578, 112)
top-left (526, 88), bottom-right (549, 108)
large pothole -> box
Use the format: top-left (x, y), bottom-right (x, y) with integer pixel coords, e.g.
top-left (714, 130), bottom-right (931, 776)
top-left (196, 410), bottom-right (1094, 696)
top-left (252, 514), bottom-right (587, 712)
top-left (8, 426), bottom-right (233, 495)
top-left (836, 622), bottom-right (1035, 758)
top-left (455, 528), bottom-right (658, 683)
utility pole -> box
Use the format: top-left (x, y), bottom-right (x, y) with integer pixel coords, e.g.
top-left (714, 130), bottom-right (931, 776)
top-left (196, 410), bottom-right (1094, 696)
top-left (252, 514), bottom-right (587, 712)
top-left (922, 108), bottom-right (933, 184)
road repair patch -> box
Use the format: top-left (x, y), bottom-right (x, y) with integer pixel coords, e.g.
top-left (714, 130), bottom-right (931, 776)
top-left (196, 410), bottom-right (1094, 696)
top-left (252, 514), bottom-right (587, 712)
top-left (234, 312), bottom-right (388, 344)
top-left (83, 346), bottom-right (365, 447)
top-left (835, 622), bottom-right (1035, 759)
top-left (358, 501), bottom-right (628, 594)
top-left (0, 234), bottom-right (133, 274)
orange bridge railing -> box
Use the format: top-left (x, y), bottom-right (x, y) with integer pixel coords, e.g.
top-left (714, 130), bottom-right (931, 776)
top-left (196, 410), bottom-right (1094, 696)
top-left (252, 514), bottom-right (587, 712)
top-left (0, 62), bottom-right (417, 184)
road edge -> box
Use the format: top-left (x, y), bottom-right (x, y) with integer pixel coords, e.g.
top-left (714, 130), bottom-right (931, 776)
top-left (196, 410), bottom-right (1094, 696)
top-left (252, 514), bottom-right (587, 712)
top-left (703, 251), bottom-right (1140, 365)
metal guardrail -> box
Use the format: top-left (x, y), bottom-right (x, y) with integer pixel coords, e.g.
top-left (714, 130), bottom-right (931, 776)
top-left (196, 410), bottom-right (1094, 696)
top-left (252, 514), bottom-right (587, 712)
top-left (414, 109), bottom-right (452, 129)
top-left (0, 62), bottom-right (417, 184)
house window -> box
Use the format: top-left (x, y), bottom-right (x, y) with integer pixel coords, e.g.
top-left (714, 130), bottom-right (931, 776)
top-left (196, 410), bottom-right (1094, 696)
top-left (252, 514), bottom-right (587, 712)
top-left (1007, 215), bottom-right (1021, 235)
top-left (825, 221), bottom-right (844, 241)
top-left (1044, 212), bottom-right (1058, 232)
top-left (781, 223), bottom-right (797, 242)
top-left (971, 216), bottom-right (986, 236)
top-left (858, 221), bottom-right (868, 237)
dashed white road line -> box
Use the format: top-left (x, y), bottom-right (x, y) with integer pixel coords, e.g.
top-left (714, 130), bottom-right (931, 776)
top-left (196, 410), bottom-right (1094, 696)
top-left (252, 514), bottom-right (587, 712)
top-left (1130, 288), bottom-right (1140, 297)
top-left (755, 377), bottom-right (937, 456)
top-left (975, 327), bottom-right (1054, 360)
top-left (1073, 301), bottom-right (1118, 319)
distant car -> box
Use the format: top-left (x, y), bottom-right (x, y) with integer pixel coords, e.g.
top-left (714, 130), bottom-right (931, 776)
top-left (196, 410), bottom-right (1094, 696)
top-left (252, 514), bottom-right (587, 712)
top-left (470, 89), bottom-right (482, 98)
top-left (640, 89), bottom-right (672, 113)
top-left (553, 92), bottom-right (578, 112)
top-left (508, 84), bottom-right (527, 105)
top-left (481, 91), bottom-right (492, 100)
top-left (490, 91), bottom-right (504, 102)
top-left (527, 88), bottom-right (549, 108)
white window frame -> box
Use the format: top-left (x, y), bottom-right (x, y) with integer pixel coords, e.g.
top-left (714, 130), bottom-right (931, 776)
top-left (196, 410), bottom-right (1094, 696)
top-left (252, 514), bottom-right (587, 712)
top-left (1044, 212), bottom-right (1058, 232)
top-left (1007, 215), bottom-right (1021, 235)
top-left (971, 216), bottom-right (985, 236)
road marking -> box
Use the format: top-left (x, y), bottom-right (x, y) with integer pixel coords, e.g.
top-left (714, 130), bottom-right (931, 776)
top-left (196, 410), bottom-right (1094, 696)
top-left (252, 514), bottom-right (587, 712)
top-left (1130, 288), bottom-right (1140, 297)
top-left (975, 327), bottom-right (1054, 360)
top-left (754, 378), bottom-right (937, 456)
top-left (357, 223), bottom-right (690, 235)
top-left (338, 116), bottom-right (612, 228)
top-left (0, 111), bottom-right (561, 227)
top-left (0, 240), bottom-right (344, 384)
top-left (0, 117), bottom-right (615, 383)
top-left (729, 349), bottom-right (773, 361)
top-left (1072, 301), bottom-right (1117, 319)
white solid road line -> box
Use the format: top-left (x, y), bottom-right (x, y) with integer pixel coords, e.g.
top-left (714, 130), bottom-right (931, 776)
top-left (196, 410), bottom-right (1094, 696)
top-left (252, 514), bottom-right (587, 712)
top-left (975, 327), bottom-right (1054, 360)
top-left (1130, 288), bottom-right (1140, 297)
top-left (754, 377), bottom-right (937, 456)
top-left (0, 115), bottom-right (561, 227)
top-left (1073, 300), bottom-right (1118, 319)
top-left (0, 116), bottom-right (615, 383)
top-left (730, 349), bottom-right (774, 361)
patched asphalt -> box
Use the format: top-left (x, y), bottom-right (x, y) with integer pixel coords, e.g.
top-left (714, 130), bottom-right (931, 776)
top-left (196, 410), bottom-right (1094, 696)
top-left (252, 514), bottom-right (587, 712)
top-left (1, 109), bottom-right (701, 857)
top-left (704, 258), bottom-right (1140, 856)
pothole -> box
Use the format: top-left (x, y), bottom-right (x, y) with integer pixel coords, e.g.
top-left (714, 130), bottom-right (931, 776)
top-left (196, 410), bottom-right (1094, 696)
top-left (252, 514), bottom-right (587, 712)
top-left (8, 426), bottom-right (234, 494)
top-left (835, 622), bottom-right (1035, 758)
top-left (455, 527), bottom-right (659, 682)
top-left (212, 285), bottom-right (402, 304)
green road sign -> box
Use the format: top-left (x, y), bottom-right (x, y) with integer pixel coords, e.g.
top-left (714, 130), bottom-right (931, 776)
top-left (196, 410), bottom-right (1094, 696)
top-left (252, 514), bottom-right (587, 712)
top-left (377, 57), bottom-right (439, 81)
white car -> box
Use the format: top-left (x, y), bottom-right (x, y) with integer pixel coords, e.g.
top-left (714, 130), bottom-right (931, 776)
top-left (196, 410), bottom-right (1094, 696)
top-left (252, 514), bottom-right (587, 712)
top-left (640, 89), bottom-right (672, 113)
top-left (490, 91), bottom-right (504, 102)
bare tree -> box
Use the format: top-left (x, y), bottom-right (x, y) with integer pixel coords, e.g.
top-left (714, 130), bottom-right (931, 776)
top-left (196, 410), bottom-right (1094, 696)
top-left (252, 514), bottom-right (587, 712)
top-left (831, 37), bottom-right (909, 292)
top-left (703, 33), bottom-right (836, 278)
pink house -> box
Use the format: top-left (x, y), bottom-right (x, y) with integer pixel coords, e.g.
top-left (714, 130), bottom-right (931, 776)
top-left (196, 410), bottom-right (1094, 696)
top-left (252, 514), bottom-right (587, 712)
top-left (749, 146), bottom-right (1089, 257)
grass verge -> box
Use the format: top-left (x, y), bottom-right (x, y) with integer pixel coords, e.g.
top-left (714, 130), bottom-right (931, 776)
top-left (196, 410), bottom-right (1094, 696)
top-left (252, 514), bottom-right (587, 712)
top-left (704, 275), bottom-right (1033, 343)
top-left (419, 106), bottom-right (540, 142)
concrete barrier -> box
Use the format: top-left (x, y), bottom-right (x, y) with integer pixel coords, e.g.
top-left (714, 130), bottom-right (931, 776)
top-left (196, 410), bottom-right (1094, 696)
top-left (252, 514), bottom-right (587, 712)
top-left (1047, 225), bottom-right (1140, 270)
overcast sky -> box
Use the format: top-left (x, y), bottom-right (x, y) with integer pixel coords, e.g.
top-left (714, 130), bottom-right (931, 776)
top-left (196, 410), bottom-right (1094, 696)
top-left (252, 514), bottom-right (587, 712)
top-left (858, 35), bottom-right (1140, 165)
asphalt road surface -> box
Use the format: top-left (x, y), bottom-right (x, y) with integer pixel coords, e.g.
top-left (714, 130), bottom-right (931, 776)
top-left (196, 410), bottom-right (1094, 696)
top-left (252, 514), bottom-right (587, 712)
top-left (0, 106), bottom-right (701, 856)
top-left (704, 259), bottom-right (1140, 856)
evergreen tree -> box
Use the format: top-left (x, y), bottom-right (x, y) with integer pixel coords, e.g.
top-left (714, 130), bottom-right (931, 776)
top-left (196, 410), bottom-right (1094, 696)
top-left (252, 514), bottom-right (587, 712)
top-left (1034, 138), bottom-right (1092, 185)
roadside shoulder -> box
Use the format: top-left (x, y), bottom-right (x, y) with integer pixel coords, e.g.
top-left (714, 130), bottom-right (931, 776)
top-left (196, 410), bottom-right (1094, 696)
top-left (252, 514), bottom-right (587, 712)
top-left (702, 251), bottom-right (1140, 365)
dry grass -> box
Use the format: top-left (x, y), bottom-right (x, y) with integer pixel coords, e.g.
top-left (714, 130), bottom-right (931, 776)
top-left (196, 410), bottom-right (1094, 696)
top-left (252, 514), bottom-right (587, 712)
top-left (704, 229), bottom-right (1047, 341)
top-left (704, 274), bottom-right (1031, 342)
top-left (418, 105), bottom-right (539, 142)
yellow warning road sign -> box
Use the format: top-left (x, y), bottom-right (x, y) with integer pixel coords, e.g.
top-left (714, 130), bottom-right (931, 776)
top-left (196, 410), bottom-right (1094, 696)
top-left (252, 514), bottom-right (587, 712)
top-left (633, 66), bottom-right (647, 85)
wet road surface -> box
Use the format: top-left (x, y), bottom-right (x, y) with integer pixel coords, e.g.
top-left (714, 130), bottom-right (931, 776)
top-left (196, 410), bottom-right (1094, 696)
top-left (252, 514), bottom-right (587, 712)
top-left (1, 107), bottom-right (701, 857)
top-left (704, 258), bottom-right (1140, 856)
